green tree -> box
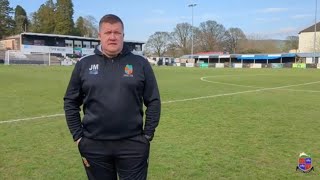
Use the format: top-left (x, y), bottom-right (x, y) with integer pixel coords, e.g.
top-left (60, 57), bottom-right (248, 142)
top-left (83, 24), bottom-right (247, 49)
top-left (0, 0), bottom-right (14, 39)
top-left (54, 0), bottom-right (74, 35)
top-left (14, 5), bottom-right (28, 34)
top-left (29, 0), bottom-right (55, 33)
top-left (29, 12), bottom-right (40, 32)
top-left (74, 16), bottom-right (98, 37)
top-left (74, 16), bottom-right (85, 36)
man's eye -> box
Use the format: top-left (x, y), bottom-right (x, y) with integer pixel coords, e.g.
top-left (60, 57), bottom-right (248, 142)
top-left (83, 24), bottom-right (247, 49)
top-left (104, 31), bottom-right (123, 36)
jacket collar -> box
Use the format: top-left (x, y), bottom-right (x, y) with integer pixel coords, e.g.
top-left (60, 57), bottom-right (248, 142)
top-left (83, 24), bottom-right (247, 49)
top-left (94, 44), bottom-right (130, 58)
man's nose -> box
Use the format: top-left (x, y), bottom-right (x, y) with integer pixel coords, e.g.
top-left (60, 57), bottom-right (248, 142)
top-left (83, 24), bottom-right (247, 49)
top-left (110, 33), bottom-right (117, 39)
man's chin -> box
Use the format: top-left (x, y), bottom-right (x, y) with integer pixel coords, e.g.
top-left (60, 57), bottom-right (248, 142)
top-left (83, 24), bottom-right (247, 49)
top-left (104, 50), bottom-right (121, 57)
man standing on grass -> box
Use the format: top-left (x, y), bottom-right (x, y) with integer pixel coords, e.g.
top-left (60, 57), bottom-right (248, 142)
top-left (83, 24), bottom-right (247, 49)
top-left (64, 14), bottom-right (161, 180)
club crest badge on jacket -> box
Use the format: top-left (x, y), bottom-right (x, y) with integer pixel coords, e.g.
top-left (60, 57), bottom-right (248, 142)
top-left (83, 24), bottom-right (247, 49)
top-left (124, 64), bottom-right (133, 77)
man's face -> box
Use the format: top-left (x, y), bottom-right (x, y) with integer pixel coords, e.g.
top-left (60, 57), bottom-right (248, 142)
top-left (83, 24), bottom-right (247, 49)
top-left (98, 22), bottom-right (124, 57)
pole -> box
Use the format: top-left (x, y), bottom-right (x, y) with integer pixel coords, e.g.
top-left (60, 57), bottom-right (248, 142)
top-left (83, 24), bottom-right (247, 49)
top-left (188, 3), bottom-right (197, 60)
top-left (49, 51), bottom-right (51, 66)
top-left (191, 5), bottom-right (194, 58)
top-left (314, 0), bottom-right (318, 63)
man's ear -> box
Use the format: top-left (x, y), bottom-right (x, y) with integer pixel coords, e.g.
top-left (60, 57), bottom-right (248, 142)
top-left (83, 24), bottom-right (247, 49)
top-left (123, 33), bottom-right (125, 38)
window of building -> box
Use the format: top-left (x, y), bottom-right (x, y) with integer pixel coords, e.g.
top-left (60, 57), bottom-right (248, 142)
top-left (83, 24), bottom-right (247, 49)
top-left (91, 42), bottom-right (99, 48)
top-left (65, 40), bottom-right (73, 47)
top-left (74, 40), bottom-right (82, 48)
top-left (135, 44), bottom-right (142, 51)
top-left (83, 41), bottom-right (90, 48)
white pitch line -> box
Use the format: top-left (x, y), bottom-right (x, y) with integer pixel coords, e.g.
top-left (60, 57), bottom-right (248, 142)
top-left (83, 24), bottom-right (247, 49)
top-left (1, 80), bottom-right (320, 124)
top-left (201, 77), bottom-right (259, 88)
top-left (0, 114), bottom-right (64, 124)
top-left (201, 76), bottom-right (320, 92)
top-left (162, 80), bottom-right (320, 103)
top-left (276, 89), bottom-right (320, 93)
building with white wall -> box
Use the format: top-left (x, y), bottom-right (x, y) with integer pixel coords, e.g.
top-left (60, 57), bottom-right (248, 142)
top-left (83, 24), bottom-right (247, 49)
top-left (298, 22), bottom-right (320, 53)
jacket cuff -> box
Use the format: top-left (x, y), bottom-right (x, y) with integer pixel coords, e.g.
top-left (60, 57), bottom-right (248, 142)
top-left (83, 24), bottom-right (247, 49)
top-left (73, 131), bottom-right (83, 142)
top-left (144, 134), bottom-right (153, 141)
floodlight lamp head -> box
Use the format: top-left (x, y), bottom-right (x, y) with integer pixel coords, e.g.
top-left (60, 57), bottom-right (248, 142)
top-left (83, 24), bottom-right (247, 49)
top-left (188, 3), bottom-right (197, 7)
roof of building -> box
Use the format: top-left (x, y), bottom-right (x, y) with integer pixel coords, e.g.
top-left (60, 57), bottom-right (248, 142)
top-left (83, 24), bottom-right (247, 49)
top-left (299, 22), bottom-right (320, 34)
top-left (296, 52), bottom-right (320, 57)
top-left (3, 32), bottom-right (145, 44)
top-left (3, 34), bottom-right (20, 40)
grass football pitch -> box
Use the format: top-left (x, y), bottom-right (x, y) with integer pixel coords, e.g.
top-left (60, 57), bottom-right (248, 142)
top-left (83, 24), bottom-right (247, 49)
top-left (0, 65), bottom-right (319, 179)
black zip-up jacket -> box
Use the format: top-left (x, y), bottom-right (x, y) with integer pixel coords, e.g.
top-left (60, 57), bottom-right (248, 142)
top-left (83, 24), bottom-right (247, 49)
top-left (64, 45), bottom-right (161, 141)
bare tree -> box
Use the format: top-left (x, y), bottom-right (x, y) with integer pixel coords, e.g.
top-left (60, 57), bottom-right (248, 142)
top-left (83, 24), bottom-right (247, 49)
top-left (240, 33), bottom-right (264, 53)
top-left (75, 15), bottom-right (98, 37)
top-left (282, 36), bottom-right (298, 52)
top-left (83, 15), bottom-right (98, 37)
top-left (224, 28), bottom-right (246, 53)
top-left (171, 22), bottom-right (192, 55)
top-left (240, 33), bottom-right (282, 53)
top-left (165, 43), bottom-right (180, 57)
top-left (145, 31), bottom-right (171, 57)
top-left (197, 20), bottom-right (226, 52)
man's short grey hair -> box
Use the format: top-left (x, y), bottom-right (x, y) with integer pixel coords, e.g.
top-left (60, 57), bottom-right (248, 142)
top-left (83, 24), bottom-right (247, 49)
top-left (99, 14), bottom-right (124, 30)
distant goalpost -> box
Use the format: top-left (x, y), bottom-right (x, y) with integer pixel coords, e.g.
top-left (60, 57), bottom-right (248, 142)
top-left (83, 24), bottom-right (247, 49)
top-left (5, 50), bottom-right (51, 65)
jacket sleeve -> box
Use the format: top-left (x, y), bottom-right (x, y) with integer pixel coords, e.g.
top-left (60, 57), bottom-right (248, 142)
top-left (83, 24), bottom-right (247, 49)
top-left (143, 61), bottom-right (161, 138)
top-left (64, 62), bottom-right (83, 141)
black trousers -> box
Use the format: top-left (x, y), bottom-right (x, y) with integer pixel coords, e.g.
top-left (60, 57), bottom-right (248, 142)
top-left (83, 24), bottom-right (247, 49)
top-left (78, 134), bottom-right (150, 180)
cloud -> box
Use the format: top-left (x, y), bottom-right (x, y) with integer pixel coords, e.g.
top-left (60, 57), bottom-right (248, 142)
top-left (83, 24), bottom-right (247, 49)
top-left (291, 14), bottom-right (313, 19)
top-left (255, 17), bottom-right (281, 22)
top-left (276, 27), bottom-right (298, 34)
top-left (258, 8), bottom-right (288, 13)
top-left (246, 27), bottom-right (300, 40)
top-left (259, 27), bottom-right (299, 39)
